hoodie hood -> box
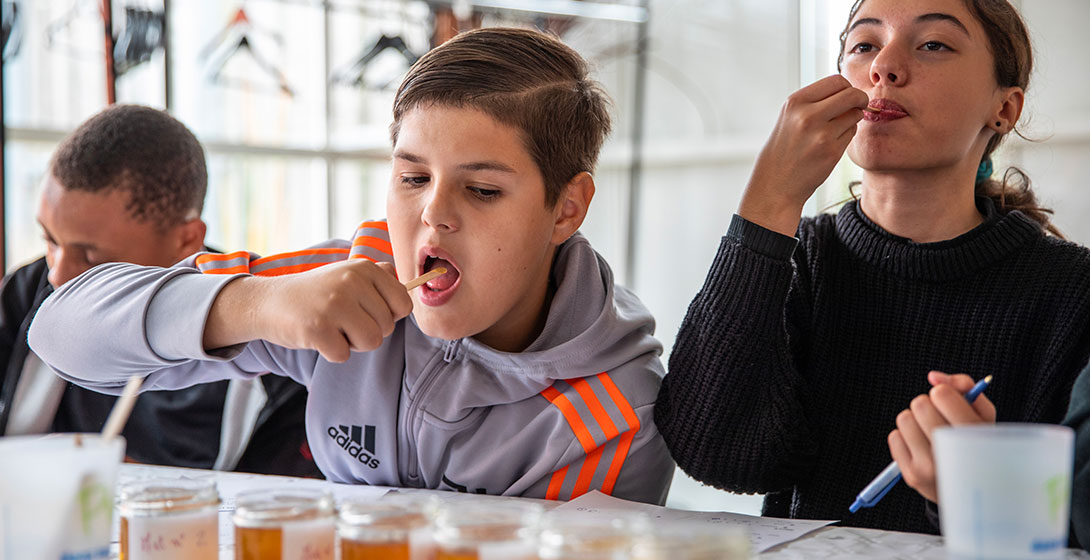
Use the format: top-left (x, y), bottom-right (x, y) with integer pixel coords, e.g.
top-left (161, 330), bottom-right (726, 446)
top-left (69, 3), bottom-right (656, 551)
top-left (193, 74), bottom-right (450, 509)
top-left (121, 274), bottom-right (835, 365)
top-left (404, 232), bottom-right (664, 417)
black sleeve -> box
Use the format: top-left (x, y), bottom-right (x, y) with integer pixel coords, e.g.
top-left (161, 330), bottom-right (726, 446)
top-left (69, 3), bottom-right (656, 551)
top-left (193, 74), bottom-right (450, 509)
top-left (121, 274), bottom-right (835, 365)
top-left (654, 215), bottom-right (817, 494)
top-left (1064, 362), bottom-right (1090, 550)
top-left (0, 258), bottom-right (51, 431)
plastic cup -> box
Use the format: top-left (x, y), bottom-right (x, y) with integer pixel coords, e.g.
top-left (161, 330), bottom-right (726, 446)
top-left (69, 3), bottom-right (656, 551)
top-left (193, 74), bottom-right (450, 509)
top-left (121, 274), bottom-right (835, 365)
top-left (934, 423), bottom-right (1074, 560)
top-left (0, 433), bottom-right (126, 560)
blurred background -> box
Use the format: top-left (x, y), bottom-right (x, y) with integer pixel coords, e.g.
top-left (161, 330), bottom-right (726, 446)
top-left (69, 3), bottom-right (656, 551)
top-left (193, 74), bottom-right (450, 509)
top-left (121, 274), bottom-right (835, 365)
top-left (3, 0), bottom-right (1088, 514)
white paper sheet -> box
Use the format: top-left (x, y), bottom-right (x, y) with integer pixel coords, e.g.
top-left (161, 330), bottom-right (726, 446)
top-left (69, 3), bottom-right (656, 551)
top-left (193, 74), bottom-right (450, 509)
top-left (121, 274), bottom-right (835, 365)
top-left (554, 490), bottom-right (836, 553)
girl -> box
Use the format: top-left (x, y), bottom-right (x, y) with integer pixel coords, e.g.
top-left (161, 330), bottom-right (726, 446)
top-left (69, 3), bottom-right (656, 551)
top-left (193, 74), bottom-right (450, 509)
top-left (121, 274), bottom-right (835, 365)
top-left (656, 0), bottom-right (1090, 534)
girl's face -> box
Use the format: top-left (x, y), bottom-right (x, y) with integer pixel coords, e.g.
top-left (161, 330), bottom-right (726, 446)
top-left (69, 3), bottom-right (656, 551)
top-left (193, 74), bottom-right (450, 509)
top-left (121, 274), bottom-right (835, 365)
top-left (841, 0), bottom-right (1016, 173)
top-left (386, 105), bottom-right (567, 351)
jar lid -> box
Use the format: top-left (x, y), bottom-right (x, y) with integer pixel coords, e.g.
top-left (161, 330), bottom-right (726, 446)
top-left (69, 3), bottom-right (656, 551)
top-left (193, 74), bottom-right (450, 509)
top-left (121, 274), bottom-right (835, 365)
top-left (233, 488), bottom-right (334, 526)
top-left (119, 477), bottom-right (220, 513)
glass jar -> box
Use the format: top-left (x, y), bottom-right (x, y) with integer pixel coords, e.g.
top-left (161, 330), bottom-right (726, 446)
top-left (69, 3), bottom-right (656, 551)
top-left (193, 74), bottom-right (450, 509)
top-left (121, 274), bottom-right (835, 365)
top-left (537, 509), bottom-right (649, 560)
top-left (232, 488), bottom-right (335, 560)
top-left (433, 499), bottom-right (543, 560)
top-left (338, 494), bottom-right (438, 560)
top-left (631, 521), bottom-right (749, 560)
top-left (117, 477), bottom-right (220, 560)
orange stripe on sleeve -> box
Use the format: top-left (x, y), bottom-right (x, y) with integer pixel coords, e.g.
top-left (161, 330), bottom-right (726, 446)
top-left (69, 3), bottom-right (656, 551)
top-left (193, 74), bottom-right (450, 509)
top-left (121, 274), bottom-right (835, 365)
top-left (601, 431), bottom-right (636, 496)
top-left (546, 465), bottom-right (568, 500)
top-left (356, 220), bottom-right (389, 232)
top-left (352, 236), bottom-right (393, 256)
top-left (596, 373), bottom-right (641, 496)
top-left (566, 378), bottom-right (620, 440)
top-left (598, 373), bottom-right (640, 430)
top-left (571, 445), bottom-right (606, 500)
top-left (253, 262), bottom-right (334, 277)
top-left (196, 251), bottom-right (250, 264)
top-left (200, 265), bottom-right (250, 275)
top-left (250, 248), bottom-right (350, 267)
top-left (541, 386), bottom-right (597, 453)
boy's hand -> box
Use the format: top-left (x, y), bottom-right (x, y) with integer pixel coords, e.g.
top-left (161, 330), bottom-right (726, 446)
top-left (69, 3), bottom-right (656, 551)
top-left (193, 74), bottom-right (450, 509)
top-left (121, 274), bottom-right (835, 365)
top-left (205, 259), bottom-right (413, 363)
top-left (738, 75), bottom-right (869, 236)
top-left (888, 371), bottom-right (997, 503)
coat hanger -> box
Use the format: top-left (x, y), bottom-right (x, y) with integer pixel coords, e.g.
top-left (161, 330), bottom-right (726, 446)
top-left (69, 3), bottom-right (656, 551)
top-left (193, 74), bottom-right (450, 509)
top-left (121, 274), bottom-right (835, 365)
top-left (332, 33), bottom-right (418, 88)
top-left (44, 0), bottom-right (102, 60)
top-left (2, 0), bottom-right (21, 62)
top-left (201, 5), bottom-right (294, 97)
top-left (332, 0), bottom-right (422, 89)
top-left (113, 5), bottom-right (164, 75)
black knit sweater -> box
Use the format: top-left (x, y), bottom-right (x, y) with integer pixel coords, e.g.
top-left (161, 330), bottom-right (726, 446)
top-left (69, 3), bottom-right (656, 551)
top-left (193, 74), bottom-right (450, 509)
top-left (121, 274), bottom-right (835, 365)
top-left (656, 198), bottom-right (1090, 535)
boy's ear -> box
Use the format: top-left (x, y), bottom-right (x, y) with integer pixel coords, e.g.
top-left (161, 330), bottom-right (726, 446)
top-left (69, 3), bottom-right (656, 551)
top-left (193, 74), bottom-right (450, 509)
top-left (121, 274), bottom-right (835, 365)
top-left (172, 218), bottom-right (208, 260)
top-left (550, 172), bottom-right (595, 246)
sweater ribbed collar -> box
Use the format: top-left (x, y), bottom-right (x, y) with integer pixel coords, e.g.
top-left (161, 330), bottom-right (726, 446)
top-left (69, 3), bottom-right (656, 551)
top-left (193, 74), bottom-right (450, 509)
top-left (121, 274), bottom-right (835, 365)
top-left (834, 197), bottom-right (1042, 281)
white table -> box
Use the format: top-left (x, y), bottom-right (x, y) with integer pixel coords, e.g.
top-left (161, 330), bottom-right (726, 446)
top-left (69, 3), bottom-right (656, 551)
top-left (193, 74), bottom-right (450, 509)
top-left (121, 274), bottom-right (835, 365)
top-left (113, 464), bottom-right (1090, 559)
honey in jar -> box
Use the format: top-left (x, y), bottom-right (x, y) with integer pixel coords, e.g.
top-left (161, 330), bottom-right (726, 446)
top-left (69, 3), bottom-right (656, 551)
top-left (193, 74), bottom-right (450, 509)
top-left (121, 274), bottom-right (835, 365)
top-left (232, 487), bottom-right (335, 560)
top-left (118, 477), bottom-right (220, 560)
top-left (432, 499), bottom-right (543, 560)
top-left (338, 495), bottom-right (437, 560)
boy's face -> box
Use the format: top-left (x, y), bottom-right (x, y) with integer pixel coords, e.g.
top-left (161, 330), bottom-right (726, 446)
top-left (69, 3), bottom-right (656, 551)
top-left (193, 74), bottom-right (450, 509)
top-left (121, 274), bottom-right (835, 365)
top-left (37, 175), bottom-right (204, 288)
top-left (387, 105), bottom-right (566, 351)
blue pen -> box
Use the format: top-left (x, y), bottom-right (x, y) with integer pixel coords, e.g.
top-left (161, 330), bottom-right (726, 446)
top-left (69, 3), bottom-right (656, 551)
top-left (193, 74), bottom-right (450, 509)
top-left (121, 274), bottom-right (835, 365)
top-left (848, 375), bottom-right (993, 513)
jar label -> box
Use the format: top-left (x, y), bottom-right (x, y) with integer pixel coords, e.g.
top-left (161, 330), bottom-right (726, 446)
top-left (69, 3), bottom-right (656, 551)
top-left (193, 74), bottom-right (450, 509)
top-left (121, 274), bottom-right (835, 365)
top-left (126, 510), bottom-right (218, 560)
top-left (281, 518), bottom-right (335, 560)
top-left (479, 540), bottom-right (535, 560)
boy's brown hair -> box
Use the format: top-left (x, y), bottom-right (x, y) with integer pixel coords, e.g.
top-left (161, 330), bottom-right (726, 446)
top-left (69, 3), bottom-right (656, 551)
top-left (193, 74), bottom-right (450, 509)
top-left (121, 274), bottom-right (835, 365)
top-left (50, 104), bottom-right (207, 229)
top-left (390, 27), bottom-right (611, 207)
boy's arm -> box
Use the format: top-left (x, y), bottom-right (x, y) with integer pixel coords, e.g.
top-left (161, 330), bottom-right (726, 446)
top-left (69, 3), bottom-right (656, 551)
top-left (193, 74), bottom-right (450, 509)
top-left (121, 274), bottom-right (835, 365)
top-left (523, 382), bottom-right (674, 506)
top-left (29, 229), bottom-right (412, 391)
top-left (655, 215), bottom-right (818, 495)
top-left (203, 259), bottom-right (410, 363)
top-left (28, 262), bottom-right (264, 392)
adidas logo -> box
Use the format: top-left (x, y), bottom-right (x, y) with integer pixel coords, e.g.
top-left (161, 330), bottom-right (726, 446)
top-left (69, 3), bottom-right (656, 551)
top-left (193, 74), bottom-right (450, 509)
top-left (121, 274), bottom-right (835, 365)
top-left (327, 424), bottom-right (381, 469)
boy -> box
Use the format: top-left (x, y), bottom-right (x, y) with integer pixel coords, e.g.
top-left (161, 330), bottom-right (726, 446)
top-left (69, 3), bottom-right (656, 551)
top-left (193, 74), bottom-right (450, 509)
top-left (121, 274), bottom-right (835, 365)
top-left (4, 104), bottom-right (318, 477)
top-left (29, 28), bottom-right (673, 503)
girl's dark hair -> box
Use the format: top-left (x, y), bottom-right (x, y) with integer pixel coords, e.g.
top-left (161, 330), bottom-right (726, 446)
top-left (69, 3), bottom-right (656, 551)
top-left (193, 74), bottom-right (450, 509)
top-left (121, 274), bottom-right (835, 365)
top-left (838, 0), bottom-right (1060, 237)
top-left (390, 27), bottom-right (611, 207)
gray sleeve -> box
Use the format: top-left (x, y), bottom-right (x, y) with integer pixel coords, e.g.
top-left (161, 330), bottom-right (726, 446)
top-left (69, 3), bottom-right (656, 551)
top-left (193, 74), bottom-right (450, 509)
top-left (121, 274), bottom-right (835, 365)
top-left (605, 403), bottom-right (675, 506)
top-left (27, 262), bottom-right (319, 393)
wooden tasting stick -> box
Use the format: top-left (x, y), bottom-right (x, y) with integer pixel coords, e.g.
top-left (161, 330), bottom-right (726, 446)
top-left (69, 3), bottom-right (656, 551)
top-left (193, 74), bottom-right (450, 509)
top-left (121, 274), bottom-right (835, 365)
top-left (101, 375), bottom-right (144, 443)
top-left (404, 267), bottom-right (447, 291)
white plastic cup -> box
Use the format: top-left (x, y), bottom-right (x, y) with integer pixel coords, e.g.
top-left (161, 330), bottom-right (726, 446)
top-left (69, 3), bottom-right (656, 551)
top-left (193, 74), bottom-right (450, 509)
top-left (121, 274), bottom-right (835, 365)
top-left (934, 423), bottom-right (1074, 560)
top-left (0, 433), bottom-right (126, 560)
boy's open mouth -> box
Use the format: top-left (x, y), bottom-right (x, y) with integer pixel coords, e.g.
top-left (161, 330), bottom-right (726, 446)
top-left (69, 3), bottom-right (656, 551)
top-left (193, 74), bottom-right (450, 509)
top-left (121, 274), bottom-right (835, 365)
top-left (422, 255), bottom-right (460, 292)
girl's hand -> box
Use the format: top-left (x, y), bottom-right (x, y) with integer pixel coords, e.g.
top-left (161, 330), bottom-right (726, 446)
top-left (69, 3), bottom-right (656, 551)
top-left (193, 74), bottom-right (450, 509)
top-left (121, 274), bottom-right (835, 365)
top-left (738, 75), bottom-right (870, 236)
top-left (205, 259), bottom-right (413, 363)
top-left (888, 371), bottom-right (997, 503)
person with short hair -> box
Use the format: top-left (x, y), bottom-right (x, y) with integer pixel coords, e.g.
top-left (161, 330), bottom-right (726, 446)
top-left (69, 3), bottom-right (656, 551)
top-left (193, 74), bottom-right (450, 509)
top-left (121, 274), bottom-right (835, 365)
top-left (2, 104), bottom-right (319, 477)
top-left (28, 29), bottom-right (674, 503)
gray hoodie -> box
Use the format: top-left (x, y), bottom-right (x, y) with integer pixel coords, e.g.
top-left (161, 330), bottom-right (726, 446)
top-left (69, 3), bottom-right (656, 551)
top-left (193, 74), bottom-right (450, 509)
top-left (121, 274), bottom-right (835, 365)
top-left (28, 221), bottom-right (674, 504)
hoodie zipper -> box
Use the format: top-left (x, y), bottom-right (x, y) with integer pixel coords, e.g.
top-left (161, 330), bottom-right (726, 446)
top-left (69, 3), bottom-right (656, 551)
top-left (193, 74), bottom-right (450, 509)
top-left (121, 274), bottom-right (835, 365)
top-left (405, 339), bottom-right (460, 481)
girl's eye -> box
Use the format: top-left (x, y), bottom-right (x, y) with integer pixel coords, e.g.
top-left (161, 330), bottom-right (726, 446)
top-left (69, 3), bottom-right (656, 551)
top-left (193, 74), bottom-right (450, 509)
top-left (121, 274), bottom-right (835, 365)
top-left (849, 42), bottom-right (875, 54)
top-left (400, 176), bottom-right (429, 187)
top-left (468, 186), bottom-right (501, 200)
top-left (921, 41), bottom-right (950, 52)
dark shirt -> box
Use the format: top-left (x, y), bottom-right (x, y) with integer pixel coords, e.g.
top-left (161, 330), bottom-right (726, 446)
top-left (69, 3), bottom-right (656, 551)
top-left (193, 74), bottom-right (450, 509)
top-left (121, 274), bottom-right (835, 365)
top-left (657, 199), bottom-right (1090, 534)
top-left (1, 257), bottom-right (320, 476)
